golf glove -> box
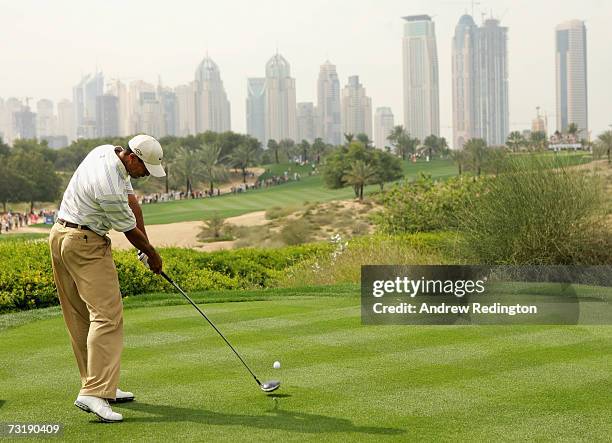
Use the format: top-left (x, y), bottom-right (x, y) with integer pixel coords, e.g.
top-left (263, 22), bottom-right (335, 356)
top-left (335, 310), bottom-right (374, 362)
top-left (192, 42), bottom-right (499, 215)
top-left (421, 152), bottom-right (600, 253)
top-left (137, 250), bottom-right (149, 269)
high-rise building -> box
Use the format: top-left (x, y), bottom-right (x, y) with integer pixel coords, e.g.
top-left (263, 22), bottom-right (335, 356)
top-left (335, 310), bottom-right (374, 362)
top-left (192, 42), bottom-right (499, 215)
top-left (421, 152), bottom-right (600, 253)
top-left (194, 56), bottom-right (231, 133)
top-left (57, 99), bottom-right (75, 143)
top-left (297, 102), bottom-right (316, 143)
top-left (36, 99), bottom-right (55, 138)
top-left (451, 14), bottom-right (509, 148)
top-left (374, 107), bottom-right (395, 149)
top-left (556, 19), bottom-right (588, 138)
top-left (246, 78), bottom-right (266, 146)
top-left (317, 60), bottom-right (342, 145)
top-left (402, 15), bottom-right (440, 141)
top-left (452, 14), bottom-right (479, 149)
top-left (96, 94), bottom-right (119, 137)
top-left (139, 91), bottom-right (164, 137)
top-left (106, 79), bottom-right (130, 136)
top-left (175, 82), bottom-right (196, 137)
top-left (13, 104), bottom-right (37, 140)
top-left (478, 18), bottom-right (509, 146)
top-left (264, 53), bottom-right (297, 143)
top-left (73, 72), bottom-right (103, 139)
top-left (128, 80), bottom-right (156, 134)
top-left (0, 98), bottom-right (24, 144)
top-left (341, 75), bottom-right (372, 139)
top-left (158, 85), bottom-right (178, 137)
top-left (532, 107), bottom-right (548, 134)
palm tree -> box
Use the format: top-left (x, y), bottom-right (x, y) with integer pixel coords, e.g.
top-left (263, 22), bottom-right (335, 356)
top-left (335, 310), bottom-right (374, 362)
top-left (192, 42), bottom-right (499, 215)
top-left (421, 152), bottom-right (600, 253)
top-left (344, 133), bottom-right (354, 144)
top-left (311, 138), bottom-right (326, 164)
top-left (200, 143), bottom-right (228, 194)
top-left (356, 133), bottom-right (372, 148)
top-left (387, 125), bottom-right (419, 160)
top-left (173, 146), bottom-right (204, 195)
top-left (463, 138), bottom-right (488, 178)
top-left (421, 135), bottom-right (447, 159)
top-left (567, 122), bottom-right (579, 136)
top-left (529, 131), bottom-right (548, 151)
top-left (229, 141), bottom-right (260, 183)
top-left (596, 130), bottom-right (612, 164)
top-left (343, 160), bottom-right (377, 201)
top-left (506, 131), bottom-right (525, 152)
top-left (267, 139), bottom-right (280, 164)
top-left (451, 149), bottom-right (469, 175)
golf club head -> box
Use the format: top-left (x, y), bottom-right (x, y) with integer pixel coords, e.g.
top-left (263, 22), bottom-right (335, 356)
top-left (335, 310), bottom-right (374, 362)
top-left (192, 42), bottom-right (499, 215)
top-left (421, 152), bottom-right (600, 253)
top-left (261, 380), bottom-right (280, 392)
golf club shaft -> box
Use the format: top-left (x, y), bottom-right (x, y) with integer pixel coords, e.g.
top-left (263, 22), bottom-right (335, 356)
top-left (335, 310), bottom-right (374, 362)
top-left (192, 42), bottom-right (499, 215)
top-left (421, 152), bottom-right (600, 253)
top-left (160, 271), bottom-right (262, 386)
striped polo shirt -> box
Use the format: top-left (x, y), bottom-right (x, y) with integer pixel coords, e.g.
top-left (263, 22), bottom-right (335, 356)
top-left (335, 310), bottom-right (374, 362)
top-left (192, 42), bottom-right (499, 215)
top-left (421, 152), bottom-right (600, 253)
top-left (57, 145), bottom-right (137, 236)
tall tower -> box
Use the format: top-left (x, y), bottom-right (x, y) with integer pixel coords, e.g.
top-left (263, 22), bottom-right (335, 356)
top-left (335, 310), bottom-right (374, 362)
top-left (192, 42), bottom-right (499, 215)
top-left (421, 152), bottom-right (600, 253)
top-left (402, 15), bottom-right (440, 141)
top-left (174, 82), bottom-right (196, 137)
top-left (478, 18), bottom-right (509, 146)
top-left (317, 60), bottom-right (342, 145)
top-left (297, 102), bottom-right (316, 143)
top-left (57, 99), bottom-right (75, 142)
top-left (341, 76), bottom-right (372, 139)
top-left (73, 71), bottom-right (103, 139)
top-left (374, 107), bottom-right (395, 149)
top-left (452, 14), bottom-right (479, 149)
top-left (246, 78), bottom-right (266, 145)
top-left (194, 56), bottom-right (231, 133)
top-left (556, 20), bottom-right (588, 138)
top-left (36, 99), bottom-right (55, 138)
top-left (264, 53), bottom-right (297, 143)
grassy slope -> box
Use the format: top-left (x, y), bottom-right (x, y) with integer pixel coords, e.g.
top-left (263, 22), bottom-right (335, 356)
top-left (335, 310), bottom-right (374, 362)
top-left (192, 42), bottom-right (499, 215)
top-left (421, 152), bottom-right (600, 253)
top-left (0, 286), bottom-right (610, 441)
top-left (140, 159), bottom-right (457, 225)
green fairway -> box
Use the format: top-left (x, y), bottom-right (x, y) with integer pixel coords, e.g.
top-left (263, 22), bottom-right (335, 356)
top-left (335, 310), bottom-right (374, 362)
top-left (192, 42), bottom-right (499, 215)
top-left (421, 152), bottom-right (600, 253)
top-left (1, 286), bottom-right (610, 441)
top-left (141, 159), bottom-right (457, 225)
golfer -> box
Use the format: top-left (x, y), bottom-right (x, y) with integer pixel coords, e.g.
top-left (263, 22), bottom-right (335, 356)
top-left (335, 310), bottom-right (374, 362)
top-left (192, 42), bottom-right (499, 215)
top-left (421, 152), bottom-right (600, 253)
top-left (49, 134), bottom-right (165, 422)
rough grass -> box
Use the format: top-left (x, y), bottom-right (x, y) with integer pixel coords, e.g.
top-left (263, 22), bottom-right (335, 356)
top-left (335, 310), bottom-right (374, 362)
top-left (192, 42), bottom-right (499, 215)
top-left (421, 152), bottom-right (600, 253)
top-left (0, 287), bottom-right (610, 441)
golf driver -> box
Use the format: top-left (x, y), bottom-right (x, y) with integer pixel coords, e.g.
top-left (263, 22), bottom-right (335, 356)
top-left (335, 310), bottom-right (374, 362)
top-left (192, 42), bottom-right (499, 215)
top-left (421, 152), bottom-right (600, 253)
top-left (160, 271), bottom-right (280, 393)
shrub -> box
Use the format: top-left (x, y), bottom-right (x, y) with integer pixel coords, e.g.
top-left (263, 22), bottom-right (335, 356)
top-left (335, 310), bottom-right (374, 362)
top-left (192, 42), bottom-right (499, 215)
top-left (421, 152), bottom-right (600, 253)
top-left (460, 156), bottom-right (611, 265)
top-left (0, 241), bottom-right (331, 313)
top-left (374, 174), bottom-right (486, 234)
top-left (280, 219), bottom-right (313, 245)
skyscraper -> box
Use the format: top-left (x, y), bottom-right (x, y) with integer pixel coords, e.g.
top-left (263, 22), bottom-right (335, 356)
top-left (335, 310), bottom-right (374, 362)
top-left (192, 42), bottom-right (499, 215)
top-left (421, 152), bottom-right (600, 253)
top-left (478, 18), bottom-right (509, 146)
top-left (106, 79), bottom-right (130, 136)
top-left (451, 14), bottom-right (509, 148)
top-left (57, 99), bottom-right (75, 142)
top-left (175, 82), bottom-right (196, 137)
top-left (341, 75), bottom-right (372, 139)
top-left (158, 85), bottom-right (178, 137)
top-left (96, 94), bottom-right (119, 137)
top-left (73, 72), bottom-right (103, 139)
top-left (452, 14), bottom-right (479, 149)
top-left (556, 20), bottom-right (588, 138)
top-left (297, 102), bottom-right (316, 143)
top-left (374, 107), bottom-right (394, 149)
top-left (317, 60), bottom-right (342, 145)
top-left (246, 78), bottom-right (266, 145)
top-left (264, 53), bottom-right (297, 143)
top-left (402, 15), bottom-right (440, 141)
top-left (36, 99), bottom-right (55, 138)
top-left (194, 56), bottom-right (231, 133)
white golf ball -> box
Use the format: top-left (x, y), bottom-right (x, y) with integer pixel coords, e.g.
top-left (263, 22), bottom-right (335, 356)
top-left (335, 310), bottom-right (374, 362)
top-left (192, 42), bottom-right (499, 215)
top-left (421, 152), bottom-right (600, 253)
top-left (273, 361), bottom-right (281, 369)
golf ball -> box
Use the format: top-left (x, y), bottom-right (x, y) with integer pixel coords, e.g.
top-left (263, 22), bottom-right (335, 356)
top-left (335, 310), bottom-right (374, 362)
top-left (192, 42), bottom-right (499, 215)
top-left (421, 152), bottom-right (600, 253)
top-left (273, 361), bottom-right (281, 369)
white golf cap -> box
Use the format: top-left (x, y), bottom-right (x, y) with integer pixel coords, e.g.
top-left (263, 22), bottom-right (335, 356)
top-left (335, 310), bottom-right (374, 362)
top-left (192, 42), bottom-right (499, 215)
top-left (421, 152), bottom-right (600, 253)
top-left (128, 134), bottom-right (166, 177)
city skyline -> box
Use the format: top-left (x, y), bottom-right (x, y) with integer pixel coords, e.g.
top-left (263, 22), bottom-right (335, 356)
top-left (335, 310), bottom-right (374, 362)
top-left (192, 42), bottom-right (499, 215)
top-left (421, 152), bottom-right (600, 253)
top-left (1, 1), bottom-right (610, 144)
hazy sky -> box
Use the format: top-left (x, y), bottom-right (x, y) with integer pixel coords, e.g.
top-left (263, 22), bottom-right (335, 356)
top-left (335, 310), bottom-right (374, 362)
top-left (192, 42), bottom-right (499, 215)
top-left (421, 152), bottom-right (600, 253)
top-left (2, 0), bottom-right (611, 142)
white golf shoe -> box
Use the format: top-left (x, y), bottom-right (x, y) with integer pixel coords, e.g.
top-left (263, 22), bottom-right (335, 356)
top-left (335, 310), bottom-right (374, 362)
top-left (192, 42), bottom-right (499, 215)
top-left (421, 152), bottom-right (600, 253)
top-left (111, 388), bottom-right (135, 403)
top-left (74, 395), bottom-right (123, 423)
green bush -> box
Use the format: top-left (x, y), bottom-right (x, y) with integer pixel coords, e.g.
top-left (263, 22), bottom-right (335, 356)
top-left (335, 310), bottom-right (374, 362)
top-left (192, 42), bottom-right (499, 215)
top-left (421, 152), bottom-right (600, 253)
top-left (0, 241), bottom-right (331, 313)
top-left (374, 174), bottom-right (486, 234)
top-left (460, 156), bottom-right (611, 265)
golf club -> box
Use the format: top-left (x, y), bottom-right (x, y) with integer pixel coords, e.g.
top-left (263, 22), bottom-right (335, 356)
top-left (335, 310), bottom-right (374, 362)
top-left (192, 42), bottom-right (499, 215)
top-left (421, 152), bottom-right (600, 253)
top-left (160, 271), bottom-right (280, 393)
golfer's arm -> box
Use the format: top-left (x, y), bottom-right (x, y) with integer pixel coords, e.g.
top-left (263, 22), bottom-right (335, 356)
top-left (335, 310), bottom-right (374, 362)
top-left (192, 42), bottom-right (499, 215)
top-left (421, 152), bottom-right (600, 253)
top-left (123, 226), bottom-right (156, 257)
top-left (128, 194), bottom-right (147, 239)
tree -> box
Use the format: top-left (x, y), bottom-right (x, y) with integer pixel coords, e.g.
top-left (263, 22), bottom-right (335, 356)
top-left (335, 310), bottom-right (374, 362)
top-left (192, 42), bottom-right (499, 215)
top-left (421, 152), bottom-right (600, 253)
top-left (229, 140), bottom-right (260, 183)
top-left (567, 122), bottom-right (579, 137)
top-left (311, 138), bottom-right (326, 164)
top-left (343, 160), bottom-right (377, 200)
top-left (172, 146), bottom-right (204, 195)
top-left (7, 149), bottom-right (61, 211)
top-left (356, 133), bottom-right (372, 148)
top-left (200, 143), bottom-right (228, 194)
top-left (371, 150), bottom-right (404, 191)
top-left (343, 133), bottom-right (354, 144)
top-left (387, 126), bottom-right (420, 160)
top-left (0, 162), bottom-right (29, 212)
top-left (278, 139), bottom-right (296, 162)
top-left (596, 130), bottom-right (612, 164)
top-left (298, 140), bottom-right (310, 162)
top-left (529, 131), bottom-right (548, 151)
top-left (198, 213), bottom-right (227, 240)
top-left (267, 139), bottom-right (280, 164)
top-left (463, 138), bottom-right (488, 177)
top-left (0, 137), bottom-right (10, 157)
top-left (451, 149), bottom-right (469, 175)
top-left (506, 131), bottom-right (525, 152)
top-left (421, 135), bottom-right (447, 159)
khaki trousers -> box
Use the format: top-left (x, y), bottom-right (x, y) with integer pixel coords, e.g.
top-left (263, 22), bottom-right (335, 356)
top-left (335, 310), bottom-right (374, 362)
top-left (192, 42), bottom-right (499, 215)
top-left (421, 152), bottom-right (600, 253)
top-left (48, 223), bottom-right (123, 399)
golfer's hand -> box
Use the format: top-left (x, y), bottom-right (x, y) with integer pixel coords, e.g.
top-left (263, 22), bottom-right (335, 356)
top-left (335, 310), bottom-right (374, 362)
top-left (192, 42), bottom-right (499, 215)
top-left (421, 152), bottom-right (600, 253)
top-left (147, 250), bottom-right (163, 274)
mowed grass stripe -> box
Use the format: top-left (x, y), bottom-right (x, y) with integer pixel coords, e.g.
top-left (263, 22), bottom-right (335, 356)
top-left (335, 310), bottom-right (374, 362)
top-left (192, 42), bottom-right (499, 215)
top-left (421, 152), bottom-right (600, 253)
top-left (1, 295), bottom-right (610, 441)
